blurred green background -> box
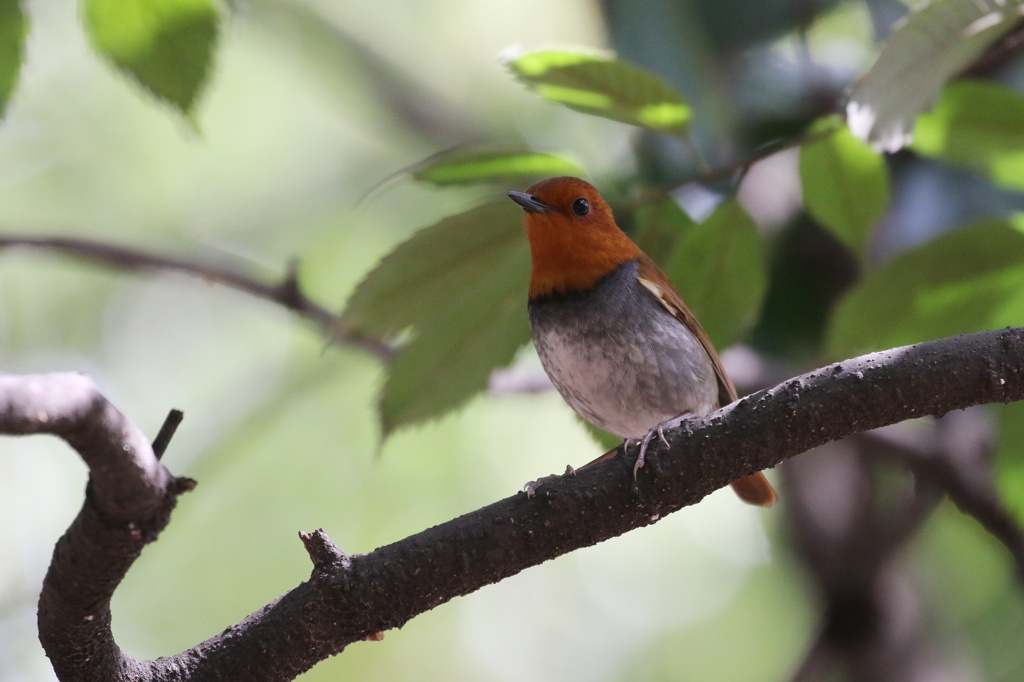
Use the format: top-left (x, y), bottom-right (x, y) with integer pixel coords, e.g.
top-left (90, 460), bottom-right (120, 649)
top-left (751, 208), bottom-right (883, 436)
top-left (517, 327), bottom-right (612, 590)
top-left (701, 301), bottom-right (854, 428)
top-left (2, 0), bottom-right (1024, 680)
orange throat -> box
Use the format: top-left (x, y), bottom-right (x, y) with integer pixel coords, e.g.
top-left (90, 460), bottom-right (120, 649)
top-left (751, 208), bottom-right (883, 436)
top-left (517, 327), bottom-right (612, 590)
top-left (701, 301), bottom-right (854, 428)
top-left (526, 220), bottom-right (642, 298)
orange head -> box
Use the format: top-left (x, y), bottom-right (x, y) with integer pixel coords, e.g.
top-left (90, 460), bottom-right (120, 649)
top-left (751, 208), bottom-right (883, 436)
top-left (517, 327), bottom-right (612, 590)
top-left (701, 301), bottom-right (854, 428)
top-left (508, 177), bottom-right (642, 298)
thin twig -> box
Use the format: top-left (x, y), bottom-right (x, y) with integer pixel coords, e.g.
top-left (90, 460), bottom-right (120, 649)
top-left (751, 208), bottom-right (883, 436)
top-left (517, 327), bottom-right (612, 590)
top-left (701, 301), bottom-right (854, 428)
top-left (151, 409), bottom-right (184, 461)
top-left (689, 120), bottom-right (839, 186)
top-left (960, 18), bottom-right (1024, 78)
top-left (0, 235), bottom-right (393, 360)
top-left (863, 424), bottom-right (1024, 582)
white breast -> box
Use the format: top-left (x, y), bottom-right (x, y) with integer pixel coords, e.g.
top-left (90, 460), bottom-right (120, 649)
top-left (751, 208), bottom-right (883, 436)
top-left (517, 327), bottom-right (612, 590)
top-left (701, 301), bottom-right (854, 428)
top-left (531, 309), bottom-right (717, 439)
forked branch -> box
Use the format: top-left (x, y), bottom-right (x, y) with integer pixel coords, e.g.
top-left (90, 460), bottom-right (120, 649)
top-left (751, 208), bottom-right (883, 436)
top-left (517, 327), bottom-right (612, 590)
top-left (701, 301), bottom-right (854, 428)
top-left (2, 327), bottom-right (1023, 680)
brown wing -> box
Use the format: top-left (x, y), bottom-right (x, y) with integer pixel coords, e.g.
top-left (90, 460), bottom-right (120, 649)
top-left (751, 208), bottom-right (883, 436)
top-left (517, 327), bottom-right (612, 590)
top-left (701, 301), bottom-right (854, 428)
top-left (635, 258), bottom-right (736, 407)
top-left (636, 257), bottom-right (776, 507)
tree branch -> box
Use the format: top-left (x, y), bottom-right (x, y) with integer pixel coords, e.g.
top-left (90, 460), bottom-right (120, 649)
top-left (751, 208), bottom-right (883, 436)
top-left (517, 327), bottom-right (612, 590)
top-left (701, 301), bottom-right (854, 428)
top-left (863, 417), bottom-right (1024, 581)
top-left (0, 235), bottom-right (393, 360)
top-left (3, 327), bottom-right (1024, 680)
top-left (0, 373), bottom-right (194, 680)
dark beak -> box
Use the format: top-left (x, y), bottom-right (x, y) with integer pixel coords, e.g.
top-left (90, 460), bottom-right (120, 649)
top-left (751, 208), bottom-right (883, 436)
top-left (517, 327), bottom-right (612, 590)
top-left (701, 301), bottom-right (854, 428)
top-left (507, 191), bottom-right (552, 214)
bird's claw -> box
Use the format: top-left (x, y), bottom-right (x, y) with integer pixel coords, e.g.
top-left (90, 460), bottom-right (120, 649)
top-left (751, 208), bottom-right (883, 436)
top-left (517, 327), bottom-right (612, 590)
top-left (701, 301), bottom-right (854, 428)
top-left (524, 477), bottom-right (552, 498)
top-left (629, 412), bottom-right (695, 480)
top-left (523, 465), bottom-right (576, 498)
top-left (656, 425), bottom-right (670, 448)
top-left (632, 429), bottom-right (661, 479)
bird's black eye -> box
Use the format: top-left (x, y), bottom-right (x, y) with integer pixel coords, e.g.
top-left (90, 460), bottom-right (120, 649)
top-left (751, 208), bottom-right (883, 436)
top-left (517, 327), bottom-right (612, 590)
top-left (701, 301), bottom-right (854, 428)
top-left (572, 198), bottom-right (590, 216)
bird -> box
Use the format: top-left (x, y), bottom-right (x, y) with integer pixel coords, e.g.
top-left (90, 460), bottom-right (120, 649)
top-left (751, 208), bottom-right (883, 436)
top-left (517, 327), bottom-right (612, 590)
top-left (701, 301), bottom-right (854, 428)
top-left (508, 176), bottom-right (776, 507)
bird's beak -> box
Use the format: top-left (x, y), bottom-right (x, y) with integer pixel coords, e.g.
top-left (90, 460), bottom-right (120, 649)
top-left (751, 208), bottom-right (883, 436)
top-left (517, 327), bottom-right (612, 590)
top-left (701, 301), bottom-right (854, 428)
top-left (507, 191), bottom-right (553, 214)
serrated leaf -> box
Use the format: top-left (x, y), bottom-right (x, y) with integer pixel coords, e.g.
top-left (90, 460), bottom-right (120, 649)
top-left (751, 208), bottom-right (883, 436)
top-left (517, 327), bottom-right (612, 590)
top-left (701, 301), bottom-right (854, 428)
top-left (912, 80), bottom-right (1024, 190)
top-left (380, 245), bottom-right (531, 435)
top-left (664, 199), bottom-right (767, 349)
top-left (503, 49), bottom-right (691, 136)
top-left (799, 117), bottom-right (890, 255)
top-left (84, 0), bottom-right (220, 116)
top-left (341, 201), bottom-right (533, 436)
top-left (342, 202), bottom-right (527, 338)
top-left (0, 0), bottom-right (25, 120)
top-left (995, 402), bottom-right (1024, 526)
top-left (411, 146), bottom-right (585, 186)
top-left (847, 0), bottom-right (1024, 152)
top-left (827, 217), bottom-right (1024, 358)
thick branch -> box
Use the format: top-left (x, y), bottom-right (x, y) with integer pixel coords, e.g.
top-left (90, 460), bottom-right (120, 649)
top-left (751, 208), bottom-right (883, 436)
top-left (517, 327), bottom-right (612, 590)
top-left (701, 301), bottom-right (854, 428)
top-left (0, 373), bottom-right (193, 680)
top-left (0, 235), bottom-right (393, 360)
top-left (156, 327), bottom-right (1024, 679)
top-left (5, 327), bottom-right (1024, 681)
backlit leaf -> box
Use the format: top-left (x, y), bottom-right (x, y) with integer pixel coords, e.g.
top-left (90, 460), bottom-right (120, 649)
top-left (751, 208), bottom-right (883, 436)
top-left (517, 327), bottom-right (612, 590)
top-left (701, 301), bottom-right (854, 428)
top-left (83, 0), bottom-right (220, 116)
top-left (913, 80), bottom-right (1024, 190)
top-left (799, 117), bottom-right (890, 256)
top-left (0, 0), bottom-right (25, 120)
top-left (411, 146), bottom-right (585, 186)
top-left (504, 49), bottom-right (691, 136)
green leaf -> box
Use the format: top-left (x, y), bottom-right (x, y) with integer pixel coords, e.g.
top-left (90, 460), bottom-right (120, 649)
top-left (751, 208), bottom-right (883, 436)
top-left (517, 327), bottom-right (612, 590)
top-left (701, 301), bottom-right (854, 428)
top-left (914, 81), bottom-right (1024, 161)
top-left (663, 199), bottom-right (767, 349)
top-left (411, 146), bottom-right (585, 186)
top-left (83, 0), bottom-right (220, 116)
top-left (341, 202), bottom-right (532, 436)
top-left (991, 152), bottom-right (1024, 191)
top-left (380, 248), bottom-right (531, 435)
top-left (799, 117), bottom-right (890, 256)
top-left (0, 0), bottom-right (25, 120)
top-left (913, 80), bottom-right (1024, 190)
top-left (342, 202), bottom-right (525, 337)
top-left (847, 0), bottom-right (1024, 151)
top-left (827, 217), bottom-right (1024, 358)
top-left (995, 402), bottom-right (1024, 527)
top-left (503, 49), bottom-right (691, 136)
top-left (631, 195), bottom-right (695, 268)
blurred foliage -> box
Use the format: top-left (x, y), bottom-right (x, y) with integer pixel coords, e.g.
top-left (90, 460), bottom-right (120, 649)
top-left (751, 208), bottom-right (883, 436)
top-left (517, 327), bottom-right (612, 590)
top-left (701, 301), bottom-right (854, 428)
top-left (83, 0), bottom-right (219, 117)
top-left (663, 199), bottom-right (767, 349)
top-left (913, 79), bottom-right (1024, 191)
top-left (0, 0), bottom-right (24, 119)
top-left (408, 147), bottom-right (585, 187)
top-left (847, 0), bottom-right (1024, 151)
top-left (827, 217), bottom-right (1024, 358)
top-left (3, 0), bottom-right (1024, 681)
top-left (630, 193), bottom-right (694, 263)
top-left (504, 49), bottom-right (693, 136)
top-left (997, 402), bottom-right (1024, 525)
top-left (799, 116), bottom-right (890, 256)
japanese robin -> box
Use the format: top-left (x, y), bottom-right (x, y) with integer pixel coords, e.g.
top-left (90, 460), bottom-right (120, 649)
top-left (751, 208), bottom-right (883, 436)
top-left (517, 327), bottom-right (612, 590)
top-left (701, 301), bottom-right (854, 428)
top-left (508, 177), bottom-right (775, 506)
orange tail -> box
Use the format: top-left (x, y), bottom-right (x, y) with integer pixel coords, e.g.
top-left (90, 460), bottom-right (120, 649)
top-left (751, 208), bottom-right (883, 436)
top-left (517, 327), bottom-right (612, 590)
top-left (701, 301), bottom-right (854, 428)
top-left (730, 471), bottom-right (777, 507)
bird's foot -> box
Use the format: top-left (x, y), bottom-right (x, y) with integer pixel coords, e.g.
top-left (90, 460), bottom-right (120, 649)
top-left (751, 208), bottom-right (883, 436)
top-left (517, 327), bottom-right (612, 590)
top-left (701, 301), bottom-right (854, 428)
top-left (630, 412), bottom-right (695, 479)
top-left (524, 464), bottom-right (576, 497)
